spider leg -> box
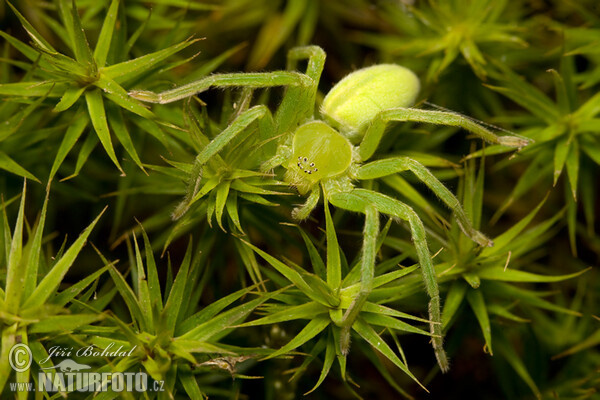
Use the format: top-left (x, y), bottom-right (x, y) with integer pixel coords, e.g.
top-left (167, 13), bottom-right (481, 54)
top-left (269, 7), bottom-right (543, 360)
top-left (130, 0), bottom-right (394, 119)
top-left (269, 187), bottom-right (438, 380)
top-left (172, 105), bottom-right (275, 219)
top-left (329, 189), bottom-right (450, 372)
top-left (275, 46), bottom-right (326, 133)
top-left (337, 203), bottom-right (379, 355)
top-left (291, 188), bottom-right (321, 221)
top-left (357, 157), bottom-right (493, 247)
top-left (358, 107), bottom-right (530, 161)
top-left (129, 71), bottom-right (314, 104)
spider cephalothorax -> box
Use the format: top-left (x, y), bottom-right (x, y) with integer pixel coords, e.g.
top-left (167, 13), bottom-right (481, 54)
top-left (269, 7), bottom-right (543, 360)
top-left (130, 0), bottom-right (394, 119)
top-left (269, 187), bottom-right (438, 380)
top-left (130, 45), bottom-right (528, 374)
top-left (284, 121), bottom-right (353, 195)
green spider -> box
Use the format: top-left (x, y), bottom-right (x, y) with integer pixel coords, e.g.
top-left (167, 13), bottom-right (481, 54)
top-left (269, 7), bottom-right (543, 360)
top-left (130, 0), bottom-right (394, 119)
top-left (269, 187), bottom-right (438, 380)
top-left (130, 46), bottom-right (528, 371)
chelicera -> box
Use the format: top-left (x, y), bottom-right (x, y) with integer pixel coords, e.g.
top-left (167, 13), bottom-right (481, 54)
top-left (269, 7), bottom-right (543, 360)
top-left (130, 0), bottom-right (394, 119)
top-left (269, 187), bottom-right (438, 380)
top-left (130, 46), bottom-right (528, 371)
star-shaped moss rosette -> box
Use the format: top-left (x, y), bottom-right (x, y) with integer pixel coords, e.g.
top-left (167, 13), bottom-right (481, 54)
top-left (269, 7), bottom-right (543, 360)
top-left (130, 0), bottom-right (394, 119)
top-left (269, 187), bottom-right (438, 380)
top-left (466, 56), bottom-right (600, 251)
top-left (82, 224), bottom-right (274, 399)
top-left (382, 159), bottom-right (588, 398)
top-left (0, 0), bottom-right (201, 181)
top-left (237, 203), bottom-right (441, 397)
top-left (105, 96), bottom-right (290, 274)
top-left (0, 182), bottom-right (109, 395)
top-left (351, 0), bottom-right (528, 81)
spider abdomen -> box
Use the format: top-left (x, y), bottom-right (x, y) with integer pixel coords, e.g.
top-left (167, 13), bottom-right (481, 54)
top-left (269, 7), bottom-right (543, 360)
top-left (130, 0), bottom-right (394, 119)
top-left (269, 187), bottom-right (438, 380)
top-left (321, 64), bottom-right (420, 141)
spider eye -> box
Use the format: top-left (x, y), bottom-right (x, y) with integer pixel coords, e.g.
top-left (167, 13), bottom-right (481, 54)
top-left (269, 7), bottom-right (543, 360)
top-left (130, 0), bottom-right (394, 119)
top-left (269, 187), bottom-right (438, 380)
top-left (321, 64), bottom-right (420, 139)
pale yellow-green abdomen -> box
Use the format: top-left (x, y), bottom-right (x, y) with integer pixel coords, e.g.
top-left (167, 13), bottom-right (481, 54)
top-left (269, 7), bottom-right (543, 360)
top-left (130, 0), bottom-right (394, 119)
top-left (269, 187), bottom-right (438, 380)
top-left (321, 64), bottom-right (420, 140)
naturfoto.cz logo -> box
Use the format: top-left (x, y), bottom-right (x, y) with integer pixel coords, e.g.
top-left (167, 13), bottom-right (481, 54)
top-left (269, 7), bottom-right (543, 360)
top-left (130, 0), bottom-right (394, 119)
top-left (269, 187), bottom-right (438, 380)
top-left (8, 343), bottom-right (164, 394)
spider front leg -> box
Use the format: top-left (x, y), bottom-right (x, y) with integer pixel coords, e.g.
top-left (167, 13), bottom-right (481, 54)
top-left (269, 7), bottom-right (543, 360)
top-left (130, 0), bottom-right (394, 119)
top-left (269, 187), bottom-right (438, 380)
top-left (129, 71), bottom-right (314, 104)
top-left (329, 189), bottom-right (449, 372)
top-left (356, 157), bottom-right (493, 247)
top-left (358, 107), bottom-right (530, 161)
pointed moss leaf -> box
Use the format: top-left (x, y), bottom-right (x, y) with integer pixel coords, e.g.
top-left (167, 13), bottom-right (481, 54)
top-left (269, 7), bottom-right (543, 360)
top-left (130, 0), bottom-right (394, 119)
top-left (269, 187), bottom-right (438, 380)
top-left (0, 31), bottom-right (46, 64)
top-left (163, 239), bottom-right (193, 333)
top-left (324, 203), bottom-right (341, 291)
top-left (56, 0), bottom-right (75, 50)
top-left (353, 318), bottom-right (427, 391)
top-left (294, 225), bottom-right (326, 279)
top-left (140, 224), bottom-right (162, 313)
top-left (487, 72), bottom-right (559, 124)
top-left (478, 266), bottom-right (588, 282)
top-left (0, 324), bottom-right (19, 389)
top-left (179, 368), bottom-right (207, 400)
top-left (466, 289), bottom-right (493, 355)
top-left (242, 240), bottom-right (332, 307)
top-left (107, 104), bottom-right (145, 172)
top-left (180, 295), bottom-right (271, 342)
top-left (230, 179), bottom-right (287, 195)
top-left (487, 304), bottom-right (529, 323)
top-left (5, 181), bottom-right (27, 312)
top-left (23, 191), bottom-right (49, 301)
top-left (482, 196), bottom-right (547, 257)
top-left (549, 69), bottom-right (570, 114)
top-left (361, 343), bottom-right (413, 398)
top-left (487, 282), bottom-right (581, 316)
top-left (361, 313), bottom-right (431, 336)
top-left (103, 38), bottom-right (201, 83)
top-left (362, 302), bottom-right (431, 324)
top-left (225, 193), bottom-right (242, 232)
top-left (0, 81), bottom-right (67, 97)
top-left (263, 315), bottom-right (330, 360)
top-left (565, 140), bottom-right (579, 200)
top-left (94, 0), bottom-right (120, 68)
top-left (64, 128), bottom-right (98, 180)
top-left (305, 337), bottom-right (335, 395)
top-left (554, 329), bottom-right (600, 359)
top-left (246, 0), bottom-right (305, 70)
top-left (52, 264), bottom-right (111, 307)
top-left (85, 89), bottom-right (123, 173)
top-left (69, 0), bottom-right (94, 66)
top-left (0, 151), bottom-right (40, 182)
top-left (463, 144), bottom-right (516, 160)
top-left (288, 336), bottom-right (327, 383)
top-left (237, 302), bottom-right (325, 328)
top-left (239, 193), bottom-right (279, 206)
top-left (442, 280), bottom-right (468, 329)
top-left (581, 135), bottom-right (600, 165)
top-left (7, 2), bottom-right (57, 54)
top-left (300, 273), bottom-right (339, 307)
top-left (553, 137), bottom-right (570, 185)
top-left (575, 90), bottom-right (600, 121)
top-left (496, 335), bottom-right (541, 398)
top-left (107, 264), bottom-right (147, 332)
top-left (132, 234), bottom-right (153, 330)
top-left (28, 314), bottom-right (100, 333)
top-left (214, 181), bottom-right (231, 231)
top-left (343, 255), bottom-right (414, 288)
top-left (340, 265), bottom-right (420, 308)
top-left (22, 207), bottom-right (106, 310)
top-left (0, 92), bottom-right (49, 141)
top-left (177, 283), bottom-right (261, 336)
top-left (95, 75), bottom-right (155, 119)
top-left (54, 84), bottom-right (86, 112)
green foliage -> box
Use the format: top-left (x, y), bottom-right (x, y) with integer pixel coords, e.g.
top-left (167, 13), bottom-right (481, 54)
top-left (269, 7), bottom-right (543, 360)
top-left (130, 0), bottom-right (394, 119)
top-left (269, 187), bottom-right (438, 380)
top-left (0, 1), bottom-right (598, 399)
top-left (0, 182), bottom-right (107, 394)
